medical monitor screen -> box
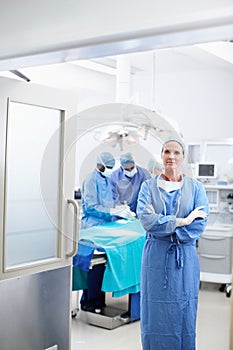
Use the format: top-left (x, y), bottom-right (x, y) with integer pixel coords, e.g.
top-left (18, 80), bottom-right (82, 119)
top-left (197, 163), bottom-right (217, 179)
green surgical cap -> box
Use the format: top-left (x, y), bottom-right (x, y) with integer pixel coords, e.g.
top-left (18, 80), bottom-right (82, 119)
top-left (97, 152), bottom-right (115, 167)
top-left (162, 136), bottom-right (186, 156)
top-left (120, 152), bottom-right (135, 168)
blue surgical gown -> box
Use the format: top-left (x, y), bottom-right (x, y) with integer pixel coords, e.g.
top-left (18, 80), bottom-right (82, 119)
top-left (110, 165), bottom-right (151, 213)
top-left (136, 175), bottom-right (209, 350)
top-left (81, 170), bottom-right (116, 229)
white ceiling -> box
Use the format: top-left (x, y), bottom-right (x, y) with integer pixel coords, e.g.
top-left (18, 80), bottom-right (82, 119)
top-left (0, 41), bottom-right (232, 92)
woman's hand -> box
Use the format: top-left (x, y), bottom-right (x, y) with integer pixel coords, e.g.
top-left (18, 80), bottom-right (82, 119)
top-left (176, 206), bottom-right (207, 227)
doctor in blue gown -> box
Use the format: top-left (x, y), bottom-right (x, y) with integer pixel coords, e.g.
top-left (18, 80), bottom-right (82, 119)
top-left (81, 151), bottom-right (116, 229)
top-left (137, 136), bottom-right (209, 350)
top-left (110, 152), bottom-right (151, 214)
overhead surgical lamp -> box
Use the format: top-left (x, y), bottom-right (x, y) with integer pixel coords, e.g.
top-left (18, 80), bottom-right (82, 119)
top-left (94, 124), bottom-right (139, 151)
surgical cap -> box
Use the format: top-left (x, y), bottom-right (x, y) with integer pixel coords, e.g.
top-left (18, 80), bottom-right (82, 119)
top-left (148, 158), bottom-right (164, 172)
top-left (120, 152), bottom-right (135, 168)
top-left (162, 135), bottom-right (186, 156)
top-left (97, 152), bottom-right (115, 167)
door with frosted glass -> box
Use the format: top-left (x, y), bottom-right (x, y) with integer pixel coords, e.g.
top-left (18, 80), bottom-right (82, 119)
top-left (4, 101), bottom-right (63, 268)
top-left (0, 77), bottom-right (78, 350)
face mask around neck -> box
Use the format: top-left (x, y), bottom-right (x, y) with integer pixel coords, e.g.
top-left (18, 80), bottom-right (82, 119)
top-left (157, 176), bottom-right (183, 192)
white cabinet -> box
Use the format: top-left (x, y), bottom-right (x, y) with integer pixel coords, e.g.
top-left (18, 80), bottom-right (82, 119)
top-left (199, 225), bottom-right (233, 286)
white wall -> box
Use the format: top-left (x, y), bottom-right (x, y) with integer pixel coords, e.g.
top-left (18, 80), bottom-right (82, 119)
top-left (157, 69), bottom-right (233, 141)
top-left (69, 47), bottom-right (233, 146)
top-left (132, 47), bottom-right (233, 143)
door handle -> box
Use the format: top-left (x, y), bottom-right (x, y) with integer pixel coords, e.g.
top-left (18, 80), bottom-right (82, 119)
top-left (66, 199), bottom-right (79, 257)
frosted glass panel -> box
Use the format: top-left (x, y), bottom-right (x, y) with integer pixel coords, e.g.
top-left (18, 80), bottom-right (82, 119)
top-left (205, 144), bottom-right (233, 181)
top-left (5, 101), bottom-right (62, 268)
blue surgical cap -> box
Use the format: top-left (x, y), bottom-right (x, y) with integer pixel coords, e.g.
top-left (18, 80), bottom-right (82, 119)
top-left (97, 152), bottom-right (115, 167)
top-left (162, 135), bottom-right (186, 156)
top-left (120, 152), bottom-right (135, 168)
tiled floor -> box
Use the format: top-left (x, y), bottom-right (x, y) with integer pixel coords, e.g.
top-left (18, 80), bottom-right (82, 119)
top-left (71, 283), bottom-right (232, 350)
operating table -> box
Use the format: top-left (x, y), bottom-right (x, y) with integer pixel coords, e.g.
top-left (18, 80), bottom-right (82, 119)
top-left (72, 219), bottom-right (146, 329)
